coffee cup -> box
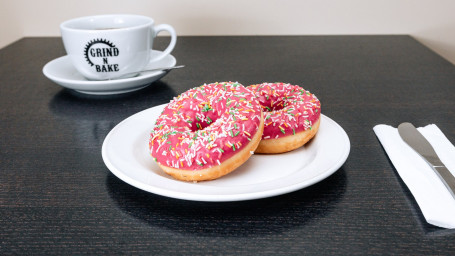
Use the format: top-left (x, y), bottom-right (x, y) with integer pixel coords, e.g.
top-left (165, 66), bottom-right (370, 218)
top-left (60, 14), bottom-right (177, 80)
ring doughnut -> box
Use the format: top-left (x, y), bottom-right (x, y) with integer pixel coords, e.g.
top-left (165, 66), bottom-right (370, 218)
top-left (149, 82), bottom-right (264, 181)
top-left (248, 82), bottom-right (321, 154)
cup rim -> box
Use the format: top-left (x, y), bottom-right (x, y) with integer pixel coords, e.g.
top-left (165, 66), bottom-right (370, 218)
top-left (60, 14), bottom-right (154, 32)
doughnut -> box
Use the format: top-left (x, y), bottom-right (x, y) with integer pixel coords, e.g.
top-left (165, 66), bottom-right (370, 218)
top-left (248, 82), bottom-right (321, 154)
top-left (149, 82), bottom-right (264, 181)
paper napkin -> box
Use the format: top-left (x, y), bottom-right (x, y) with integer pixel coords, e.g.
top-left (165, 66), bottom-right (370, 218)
top-left (373, 124), bottom-right (455, 229)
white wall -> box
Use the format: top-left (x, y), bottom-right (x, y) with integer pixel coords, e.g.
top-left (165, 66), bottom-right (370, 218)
top-left (1, 0), bottom-right (455, 64)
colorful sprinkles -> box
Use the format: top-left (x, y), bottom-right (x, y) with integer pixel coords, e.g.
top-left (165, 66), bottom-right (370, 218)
top-left (248, 82), bottom-right (321, 140)
top-left (149, 82), bottom-right (262, 170)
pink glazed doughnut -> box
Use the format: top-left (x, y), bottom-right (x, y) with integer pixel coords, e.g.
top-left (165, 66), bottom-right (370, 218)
top-left (248, 82), bottom-right (321, 154)
top-left (149, 82), bottom-right (264, 181)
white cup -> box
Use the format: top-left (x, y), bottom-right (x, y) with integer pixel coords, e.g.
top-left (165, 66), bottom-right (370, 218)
top-left (60, 14), bottom-right (177, 80)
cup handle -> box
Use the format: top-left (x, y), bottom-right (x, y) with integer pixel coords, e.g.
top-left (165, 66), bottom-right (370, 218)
top-left (150, 24), bottom-right (177, 62)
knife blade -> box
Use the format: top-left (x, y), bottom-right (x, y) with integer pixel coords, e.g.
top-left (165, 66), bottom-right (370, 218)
top-left (398, 122), bottom-right (455, 199)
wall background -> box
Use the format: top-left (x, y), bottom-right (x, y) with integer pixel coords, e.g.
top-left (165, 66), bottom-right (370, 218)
top-left (1, 0), bottom-right (455, 64)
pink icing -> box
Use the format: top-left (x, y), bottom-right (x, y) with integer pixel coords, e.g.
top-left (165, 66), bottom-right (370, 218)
top-left (248, 82), bottom-right (321, 140)
top-left (149, 82), bottom-right (262, 170)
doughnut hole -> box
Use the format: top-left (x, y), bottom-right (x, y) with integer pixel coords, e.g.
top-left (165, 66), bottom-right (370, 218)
top-left (259, 96), bottom-right (293, 112)
top-left (190, 108), bottom-right (220, 132)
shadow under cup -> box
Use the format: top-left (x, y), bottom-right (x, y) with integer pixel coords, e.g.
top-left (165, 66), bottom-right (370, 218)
top-left (60, 14), bottom-right (176, 81)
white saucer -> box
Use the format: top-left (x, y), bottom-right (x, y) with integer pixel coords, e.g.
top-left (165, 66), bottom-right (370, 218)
top-left (102, 104), bottom-right (351, 202)
top-left (42, 50), bottom-right (177, 95)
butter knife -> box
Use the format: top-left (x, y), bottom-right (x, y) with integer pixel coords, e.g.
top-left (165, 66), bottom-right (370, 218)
top-left (398, 122), bottom-right (455, 199)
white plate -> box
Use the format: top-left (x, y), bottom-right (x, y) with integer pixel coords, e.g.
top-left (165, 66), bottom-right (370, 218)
top-left (42, 50), bottom-right (176, 95)
top-left (102, 104), bottom-right (350, 202)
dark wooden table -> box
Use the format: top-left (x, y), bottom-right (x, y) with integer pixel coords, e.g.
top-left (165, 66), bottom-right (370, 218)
top-left (1, 36), bottom-right (455, 255)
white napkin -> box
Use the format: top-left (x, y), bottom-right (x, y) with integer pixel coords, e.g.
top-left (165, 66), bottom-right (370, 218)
top-left (373, 124), bottom-right (455, 229)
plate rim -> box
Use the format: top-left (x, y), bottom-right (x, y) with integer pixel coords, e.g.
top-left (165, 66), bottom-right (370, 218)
top-left (102, 104), bottom-right (350, 202)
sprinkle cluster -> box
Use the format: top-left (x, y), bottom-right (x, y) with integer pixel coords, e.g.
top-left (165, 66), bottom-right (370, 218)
top-left (248, 82), bottom-right (321, 140)
top-left (149, 82), bottom-right (262, 170)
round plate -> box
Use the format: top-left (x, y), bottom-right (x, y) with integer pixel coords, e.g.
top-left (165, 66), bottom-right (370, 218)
top-left (102, 104), bottom-right (350, 202)
top-left (42, 50), bottom-right (176, 95)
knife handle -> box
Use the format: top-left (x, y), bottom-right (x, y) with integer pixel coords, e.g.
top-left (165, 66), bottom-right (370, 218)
top-left (433, 166), bottom-right (455, 200)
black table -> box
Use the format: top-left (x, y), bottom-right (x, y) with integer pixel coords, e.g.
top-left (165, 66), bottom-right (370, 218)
top-left (1, 36), bottom-right (455, 254)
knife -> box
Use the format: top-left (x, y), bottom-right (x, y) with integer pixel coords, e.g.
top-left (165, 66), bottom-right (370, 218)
top-left (398, 122), bottom-right (455, 199)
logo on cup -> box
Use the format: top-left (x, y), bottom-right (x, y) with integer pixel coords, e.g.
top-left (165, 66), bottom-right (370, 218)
top-left (84, 39), bottom-right (120, 73)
